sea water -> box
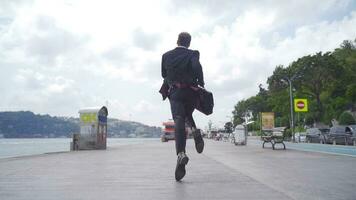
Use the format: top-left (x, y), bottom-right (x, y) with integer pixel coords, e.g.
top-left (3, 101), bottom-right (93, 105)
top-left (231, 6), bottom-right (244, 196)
top-left (0, 138), bottom-right (158, 159)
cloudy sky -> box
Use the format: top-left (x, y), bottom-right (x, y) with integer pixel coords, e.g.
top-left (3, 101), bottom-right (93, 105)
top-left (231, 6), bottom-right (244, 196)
top-left (0, 0), bottom-right (355, 128)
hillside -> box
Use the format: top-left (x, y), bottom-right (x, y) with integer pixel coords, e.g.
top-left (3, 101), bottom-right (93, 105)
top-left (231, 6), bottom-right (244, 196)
top-left (0, 111), bottom-right (162, 138)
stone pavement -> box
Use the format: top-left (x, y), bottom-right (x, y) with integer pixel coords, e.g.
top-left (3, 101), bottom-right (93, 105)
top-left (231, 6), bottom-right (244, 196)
top-left (0, 139), bottom-right (356, 200)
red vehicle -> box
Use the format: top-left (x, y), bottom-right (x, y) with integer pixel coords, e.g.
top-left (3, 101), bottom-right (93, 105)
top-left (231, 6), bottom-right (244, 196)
top-left (161, 121), bottom-right (191, 142)
top-left (161, 121), bottom-right (175, 142)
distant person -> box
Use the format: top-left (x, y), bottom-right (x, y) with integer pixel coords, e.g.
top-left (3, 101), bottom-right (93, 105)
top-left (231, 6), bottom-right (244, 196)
top-left (161, 32), bottom-right (205, 181)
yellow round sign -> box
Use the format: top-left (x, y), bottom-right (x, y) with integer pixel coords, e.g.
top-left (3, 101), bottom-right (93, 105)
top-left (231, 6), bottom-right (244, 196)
top-left (294, 99), bottom-right (308, 112)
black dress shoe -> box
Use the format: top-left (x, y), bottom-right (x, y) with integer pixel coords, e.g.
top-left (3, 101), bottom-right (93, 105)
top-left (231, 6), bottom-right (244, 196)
top-left (175, 152), bottom-right (189, 181)
top-left (193, 129), bottom-right (204, 153)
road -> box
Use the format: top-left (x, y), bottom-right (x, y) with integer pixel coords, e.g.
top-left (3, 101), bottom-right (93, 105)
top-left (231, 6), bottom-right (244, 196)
top-left (0, 139), bottom-right (356, 200)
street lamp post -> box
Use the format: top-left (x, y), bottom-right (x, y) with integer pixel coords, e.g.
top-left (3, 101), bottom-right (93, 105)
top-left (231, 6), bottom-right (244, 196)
top-left (285, 74), bottom-right (297, 143)
top-left (287, 78), bottom-right (295, 142)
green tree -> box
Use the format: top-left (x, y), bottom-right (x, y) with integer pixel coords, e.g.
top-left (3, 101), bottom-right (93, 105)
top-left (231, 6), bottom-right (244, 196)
top-left (232, 100), bottom-right (249, 125)
top-left (291, 52), bottom-right (341, 122)
top-left (333, 39), bottom-right (356, 111)
top-left (340, 40), bottom-right (355, 50)
top-left (346, 84), bottom-right (356, 103)
top-left (232, 85), bottom-right (271, 129)
top-left (267, 65), bottom-right (289, 92)
top-left (232, 38), bottom-right (356, 129)
top-left (224, 122), bottom-right (233, 133)
top-left (338, 111), bottom-right (356, 125)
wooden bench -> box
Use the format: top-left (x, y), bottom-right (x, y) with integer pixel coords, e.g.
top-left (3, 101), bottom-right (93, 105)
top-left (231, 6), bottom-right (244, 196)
top-left (261, 128), bottom-right (286, 150)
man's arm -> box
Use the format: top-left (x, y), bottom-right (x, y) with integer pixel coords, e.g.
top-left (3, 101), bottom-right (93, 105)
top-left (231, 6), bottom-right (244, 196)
top-left (192, 51), bottom-right (204, 87)
top-left (161, 54), bottom-right (167, 79)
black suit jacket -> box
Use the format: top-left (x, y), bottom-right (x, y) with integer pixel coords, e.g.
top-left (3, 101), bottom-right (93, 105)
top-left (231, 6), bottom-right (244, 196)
top-left (161, 47), bottom-right (204, 87)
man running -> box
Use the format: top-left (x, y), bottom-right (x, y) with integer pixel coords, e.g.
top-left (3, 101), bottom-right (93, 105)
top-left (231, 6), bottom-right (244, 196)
top-left (161, 32), bottom-right (205, 181)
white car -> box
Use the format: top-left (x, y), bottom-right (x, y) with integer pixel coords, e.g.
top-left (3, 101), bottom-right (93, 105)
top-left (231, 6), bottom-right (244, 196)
top-left (294, 132), bottom-right (306, 143)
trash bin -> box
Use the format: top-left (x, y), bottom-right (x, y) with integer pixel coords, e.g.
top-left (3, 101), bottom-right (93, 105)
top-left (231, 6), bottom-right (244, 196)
top-left (72, 106), bottom-right (108, 150)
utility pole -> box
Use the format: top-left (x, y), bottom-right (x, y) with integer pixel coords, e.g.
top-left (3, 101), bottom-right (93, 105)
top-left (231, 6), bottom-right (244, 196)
top-left (286, 74), bottom-right (297, 143)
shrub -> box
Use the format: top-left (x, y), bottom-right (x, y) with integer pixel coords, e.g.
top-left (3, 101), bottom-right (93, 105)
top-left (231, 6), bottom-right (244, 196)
top-left (284, 128), bottom-right (292, 138)
top-left (338, 111), bottom-right (356, 125)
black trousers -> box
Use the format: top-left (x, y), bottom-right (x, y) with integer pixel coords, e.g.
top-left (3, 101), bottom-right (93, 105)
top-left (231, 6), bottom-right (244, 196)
top-left (169, 87), bottom-right (198, 155)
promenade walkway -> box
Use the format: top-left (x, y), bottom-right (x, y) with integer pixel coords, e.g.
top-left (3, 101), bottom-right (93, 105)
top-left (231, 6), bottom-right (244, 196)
top-left (1, 139), bottom-right (356, 200)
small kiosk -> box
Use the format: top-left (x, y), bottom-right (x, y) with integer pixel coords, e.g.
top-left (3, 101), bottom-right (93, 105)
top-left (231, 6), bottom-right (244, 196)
top-left (71, 106), bottom-right (108, 150)
top-left (232, 125), bottom-right (247, 145)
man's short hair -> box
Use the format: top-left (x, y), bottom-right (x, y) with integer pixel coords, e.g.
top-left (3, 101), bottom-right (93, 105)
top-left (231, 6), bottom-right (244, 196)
top-left (177, 32), bottom-right (191, 47)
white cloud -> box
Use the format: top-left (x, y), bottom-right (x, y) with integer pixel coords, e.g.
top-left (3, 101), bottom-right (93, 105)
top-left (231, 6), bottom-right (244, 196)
top-left (0, 0), bottom-right (355, 128)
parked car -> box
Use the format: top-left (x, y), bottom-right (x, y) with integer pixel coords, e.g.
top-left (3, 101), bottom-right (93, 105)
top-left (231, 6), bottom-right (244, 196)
top-left (295, 132), bottom-right (306, 143)
top-left (345, 125), bottom-right (356, 135)
top-left (345, 125), bottom-right (356, 145)
top-left (323, 126), bottom-right (350, 145)
top-left (305, 128), bottom-right (327, 143)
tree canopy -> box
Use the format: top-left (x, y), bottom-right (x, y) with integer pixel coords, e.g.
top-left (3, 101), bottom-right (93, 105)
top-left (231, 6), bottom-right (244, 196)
top-left (232, 39), bottom-right (356, 130)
